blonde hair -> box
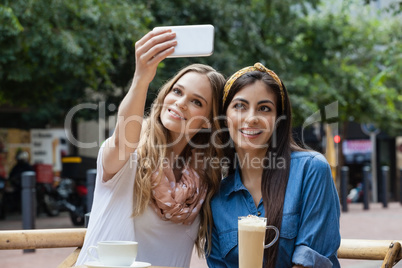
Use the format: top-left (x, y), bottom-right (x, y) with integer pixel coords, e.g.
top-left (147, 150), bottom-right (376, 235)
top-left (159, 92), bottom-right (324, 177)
top-left (133, 64), bottom-right (225, 255)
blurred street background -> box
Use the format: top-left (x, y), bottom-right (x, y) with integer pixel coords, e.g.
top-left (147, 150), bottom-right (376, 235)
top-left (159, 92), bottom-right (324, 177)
top-left (0, 0), bottom-right (401, 267)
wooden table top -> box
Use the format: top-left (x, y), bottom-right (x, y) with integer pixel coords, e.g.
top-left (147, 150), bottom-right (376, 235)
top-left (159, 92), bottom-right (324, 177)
top-left (77, 265), bottom-right (179, 268)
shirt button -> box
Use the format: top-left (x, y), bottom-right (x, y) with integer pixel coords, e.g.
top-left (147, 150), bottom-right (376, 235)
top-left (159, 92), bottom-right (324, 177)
top-left (257, 211), bottom-right (261, 216)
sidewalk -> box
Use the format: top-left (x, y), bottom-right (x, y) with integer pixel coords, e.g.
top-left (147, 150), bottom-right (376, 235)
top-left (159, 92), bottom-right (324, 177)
top-left (1, 202), bottom-right (401, 268)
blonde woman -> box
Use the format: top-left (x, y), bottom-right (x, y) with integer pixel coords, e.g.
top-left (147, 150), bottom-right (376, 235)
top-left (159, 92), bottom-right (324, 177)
top-left (76, 29), bottom-right (225, 267)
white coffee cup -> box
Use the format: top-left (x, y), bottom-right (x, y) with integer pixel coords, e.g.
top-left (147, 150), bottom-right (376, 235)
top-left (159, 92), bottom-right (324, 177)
top-left (87, 241), bottom-right (138, 266)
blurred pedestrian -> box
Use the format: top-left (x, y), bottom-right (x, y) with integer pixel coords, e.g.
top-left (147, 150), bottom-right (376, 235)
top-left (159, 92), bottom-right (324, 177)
top-left (6, 150), bottom-right (33, 214)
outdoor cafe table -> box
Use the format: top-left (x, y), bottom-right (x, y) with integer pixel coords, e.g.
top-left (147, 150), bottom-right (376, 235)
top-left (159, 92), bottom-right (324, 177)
top-left (1, 229), bottom-right (401, 267)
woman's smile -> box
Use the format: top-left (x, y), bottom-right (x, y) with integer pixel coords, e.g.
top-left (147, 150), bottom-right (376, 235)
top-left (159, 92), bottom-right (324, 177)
top-left (239, 128), bottom-right (263, 139)
top-left (168, 107), bottom-right (187, 120)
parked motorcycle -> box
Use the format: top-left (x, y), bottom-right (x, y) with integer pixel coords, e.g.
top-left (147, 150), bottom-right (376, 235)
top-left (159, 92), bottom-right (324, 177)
top-left (35, 161), bottom-right (89, 226)
top-left (35, 175), bottom-right (88, 226)
top-left (60, 156), bottom-right (95, 226)
top-left (56, 176), bottom-right (87, 226)
top-left (36, 181), bottom-right (60, 217)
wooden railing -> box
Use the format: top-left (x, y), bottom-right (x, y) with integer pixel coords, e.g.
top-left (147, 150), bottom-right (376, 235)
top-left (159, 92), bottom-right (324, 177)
top-left (0, 228), bottom-right (86, 268)
top-left (0, 229), bottom-right (401, 267)
top-left (0, 228), bottom-right (86, 250)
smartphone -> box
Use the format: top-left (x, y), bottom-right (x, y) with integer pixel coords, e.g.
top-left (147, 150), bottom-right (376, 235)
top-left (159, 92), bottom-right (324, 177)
top-left (153, 24), bottom-right (214, 58)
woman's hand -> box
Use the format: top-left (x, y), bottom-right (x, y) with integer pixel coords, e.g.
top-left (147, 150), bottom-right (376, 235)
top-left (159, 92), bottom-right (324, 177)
top-left (133, 29), bottom-right (177, 87)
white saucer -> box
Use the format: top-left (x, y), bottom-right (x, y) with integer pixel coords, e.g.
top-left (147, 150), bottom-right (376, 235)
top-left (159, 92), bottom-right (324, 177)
top-left (130, 262), bottom-right (151, 268)
top-left (84, 261), bottom-right (151, 268)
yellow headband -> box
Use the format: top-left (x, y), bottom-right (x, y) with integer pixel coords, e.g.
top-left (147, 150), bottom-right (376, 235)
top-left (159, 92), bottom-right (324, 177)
top-left (222, 62), bottom-right (285, 113)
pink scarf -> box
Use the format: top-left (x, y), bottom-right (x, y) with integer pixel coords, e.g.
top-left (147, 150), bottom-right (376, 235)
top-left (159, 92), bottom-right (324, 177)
top-left (150, 165), bottom-right (207, 225)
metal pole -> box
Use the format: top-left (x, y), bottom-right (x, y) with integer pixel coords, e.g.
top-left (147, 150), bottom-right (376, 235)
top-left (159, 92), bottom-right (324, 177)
top-left (381, 166), bottom-right (389, 208)
top-left (21, 171), bottom-right (36, 253)
top-left (400, 168), bottom-right (402, 206)
top-left (341, 166), bottom-right (349, 212)
top-left (362, 166), bottom-right (370, 210)
top-left (86, 169), bottom-right (96, 213)
top-left (370, 133), bottom-right (378, 203)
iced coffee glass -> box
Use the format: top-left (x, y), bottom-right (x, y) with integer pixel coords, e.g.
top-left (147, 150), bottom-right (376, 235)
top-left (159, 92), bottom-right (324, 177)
top-left (238, 215), bottom-right (279, 268)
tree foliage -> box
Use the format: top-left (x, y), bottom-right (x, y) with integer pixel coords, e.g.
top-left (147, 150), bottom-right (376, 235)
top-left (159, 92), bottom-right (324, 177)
top-left (288, 1), bottom-right (401, 134)
top-left (0, 0), bottom-right (151, 125)
top-left (0, 0), bottom-right (400, 135)
top-left (144, 0), bottom-right (401, 134)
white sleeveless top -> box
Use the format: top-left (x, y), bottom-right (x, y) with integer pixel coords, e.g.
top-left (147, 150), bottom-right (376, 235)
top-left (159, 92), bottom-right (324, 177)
top-left (75, 143), bottom-right (199, 267)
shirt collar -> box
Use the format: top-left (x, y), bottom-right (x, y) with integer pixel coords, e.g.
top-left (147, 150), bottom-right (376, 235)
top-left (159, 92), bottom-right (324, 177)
top-left (226, 168), bottom-right (248, 196)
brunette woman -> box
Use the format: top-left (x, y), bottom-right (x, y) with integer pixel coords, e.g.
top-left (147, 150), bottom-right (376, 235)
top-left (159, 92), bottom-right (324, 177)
top-left (207, 63), bottom-right (340, 268)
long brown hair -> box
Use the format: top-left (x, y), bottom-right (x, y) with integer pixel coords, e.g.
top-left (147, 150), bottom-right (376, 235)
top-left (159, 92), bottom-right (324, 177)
top-left (221, 70), bottom-right (304, 268)
top-left (134, 64), bottom-right (225, 255)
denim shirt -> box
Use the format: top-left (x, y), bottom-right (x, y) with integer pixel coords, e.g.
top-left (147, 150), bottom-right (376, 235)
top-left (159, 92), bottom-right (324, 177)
top-left (207, 151), bottom-right (341, 268)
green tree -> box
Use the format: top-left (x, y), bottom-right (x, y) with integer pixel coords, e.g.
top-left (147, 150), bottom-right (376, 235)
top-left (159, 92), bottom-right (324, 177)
top-left (0, 0), bottom-right (151, 126)
top-left (286, 1), bottom-right (401, 134)
top-left (1, 0), bottom-right (400, 137)
top-left (144, 0), bottom-right (401, 135)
